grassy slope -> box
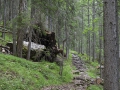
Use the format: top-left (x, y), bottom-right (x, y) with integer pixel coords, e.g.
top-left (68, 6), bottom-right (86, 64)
top-left (0, 53), bottom-right (73, 90)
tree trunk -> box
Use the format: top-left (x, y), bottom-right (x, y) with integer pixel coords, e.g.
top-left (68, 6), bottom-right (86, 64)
top-left (92, 0), bottom-right (95, 62)
top-left (8, 0), bottom-right (12, 21)
top-left (57, 1), bottom-right (61, 49)
top-left (2, 0), bottom-right (6, 39)
top-left (81, 6), bottom-right (84, 54)
top-left (99, 19), bottom-right (103, 78)
top-left (12, 0), bottom-right (17, 56)
top-left (27, 0), bottom-right (35, 60)
top-left (103, 0), bottom-right (119, 90)
top-left (87, 0), bottom-right (90, 61)
top-left (65, 18), bottom-right (69, 59)
top-left (0, 0), bottom-right (2, 21)
top-left (57, 14), bottom-right (61, 49)
top-left (16, 0), bottom-right (25, 57)
top-left (48, 0), bottom-right (52, 32)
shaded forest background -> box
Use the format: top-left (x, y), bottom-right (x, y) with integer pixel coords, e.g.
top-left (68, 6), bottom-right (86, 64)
top-left (0, 0), bottom-right (120, 73)
top-left (0, 0), bottom-right (120, 90)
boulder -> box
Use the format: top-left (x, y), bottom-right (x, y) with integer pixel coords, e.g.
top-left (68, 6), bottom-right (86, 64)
top-left (6, 41), bottom-right (46, 61)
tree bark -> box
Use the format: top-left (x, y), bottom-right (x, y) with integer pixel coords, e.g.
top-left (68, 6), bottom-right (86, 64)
top-left (17, 0), bottom-right (26, 57)
top-left (87, 0), bottom-right (90, 61)
top-left (2, 0), bottom-right (6, 39)
top-left (81, 6), bottom-right (84, 54)
top-left (92, 0), bottom-right (95, 62)
top-left (99, 19), bottom-right (103, 78)
top-left (0, 0), bottom-right (1, 10)
top-left (65, 1), bottom-right (69, 59)
top-left (12, 0), bottom-right (17, 56)
top-left (27, 0), bottom-right (35, 60)
top-left (65, 17), bottom-right (69, 59)
top-left (103, 0), bottom-right (119, 90)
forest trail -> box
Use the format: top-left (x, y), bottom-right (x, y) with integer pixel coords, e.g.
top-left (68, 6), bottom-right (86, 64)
top-left (42, 54), bottom-right (94, 90)
top-left (72, 54), bottom-right (94, 90)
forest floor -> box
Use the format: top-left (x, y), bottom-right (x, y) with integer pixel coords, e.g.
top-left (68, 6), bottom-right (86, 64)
top-left (41, 54), bottom-right (94, 90)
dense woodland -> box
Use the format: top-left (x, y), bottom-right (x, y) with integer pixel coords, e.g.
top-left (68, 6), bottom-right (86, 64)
top-left (0, 0), bottom-right (120, 90)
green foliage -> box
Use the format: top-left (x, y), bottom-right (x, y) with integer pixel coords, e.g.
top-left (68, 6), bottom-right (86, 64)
top-left (70, 20), bottom-right (77, 27)
top-left (0, 54), bottom-right (73, 90)
top-left (93, 18), bottom-right (99, 23)
top-left (87, 67), bottom-right (98, 78)
top-left (17, 13), bottom-right (30, 28)
top-left (0, 21), bottom-right (3, 26)
top-left (7, 12), bottom-right (30, 31)
top-left (78, 53), bottom-right (90, 61)
top-left (44, 50), bottom-right (50, 57)
top-left (70, 50), bottom-right (78, 55)
top-left (62, 61), bottom-right (73, 82)
top-left (0, 32), bottom-right (12, 45)
top-left (87, 85), bottom-right (103, 90)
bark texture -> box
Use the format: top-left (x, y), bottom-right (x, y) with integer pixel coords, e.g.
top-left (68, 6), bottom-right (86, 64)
top-left (103, 0), bottom-right (119, 90)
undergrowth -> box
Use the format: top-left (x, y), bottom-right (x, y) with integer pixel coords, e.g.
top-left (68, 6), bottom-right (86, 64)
top-left (87, 85), bottom-right (103, 90)
top-left (0, 53), bottom-right (73, 90)
top-left (0, 33), bottom-right (12, 45)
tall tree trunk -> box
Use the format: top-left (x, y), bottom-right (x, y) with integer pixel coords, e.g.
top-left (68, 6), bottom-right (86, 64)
top-left (98, 23), bottom-right (102, 64)
top-left (98, 18), bottom-right (103, 78)
top-left (92, 0), bottom-right (95, 62)
top-left (12, 0), bottom-right (17, 56)
top-left (27, 26), bottom-right (32, 60)
top-left (57, 14), bottom-right (61, 49)
top-left (16, 0), bottom-right (25, 57)
top-left (0, 0), bottom-right (2, 20)
top-left (8, 0), bottom-right (12, 21)
top-left (65, 17), bottom-right (69, 59)
top-left (27, 0), bottom-right (35, 60)
top-left (87, 0), bottom-right (90, 61)
top-left (103, 0), bottom-right (119, 90)
top-left (65, 0), bottom-right (71, 59)
top-left (57, 1), bottom-right (61, 49)
top-left (2, 0), bottom-right (6, 39)
top-left (48, 0), bottom-right (53, 32)
top-left (81, 6), bottom-right (84, 54)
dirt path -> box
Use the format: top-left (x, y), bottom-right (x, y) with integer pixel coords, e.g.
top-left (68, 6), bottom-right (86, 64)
top-left (42, 54), bottom-right (94, 90)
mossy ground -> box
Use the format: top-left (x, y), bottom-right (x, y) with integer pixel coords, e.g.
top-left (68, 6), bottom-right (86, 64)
top-left (0, 53), bottom-right (73, 90)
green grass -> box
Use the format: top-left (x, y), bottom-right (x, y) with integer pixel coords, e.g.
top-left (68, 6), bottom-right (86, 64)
top-left (0, 33), bottom-right (12, 45)
top-left (87, 85), bottom-right (103, 90)
top-left (0, 53), bottom-right (73, 90)
top-left (70, 50), bottom-right (78, 55)
top-left (86, 61), bottom-right (99, 78)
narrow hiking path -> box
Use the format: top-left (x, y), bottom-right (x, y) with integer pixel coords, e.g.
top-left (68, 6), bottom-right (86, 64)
top-left (42, 54), bottom-right (94, 90)
top-left (72, 54), bottom-right (94, 90)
